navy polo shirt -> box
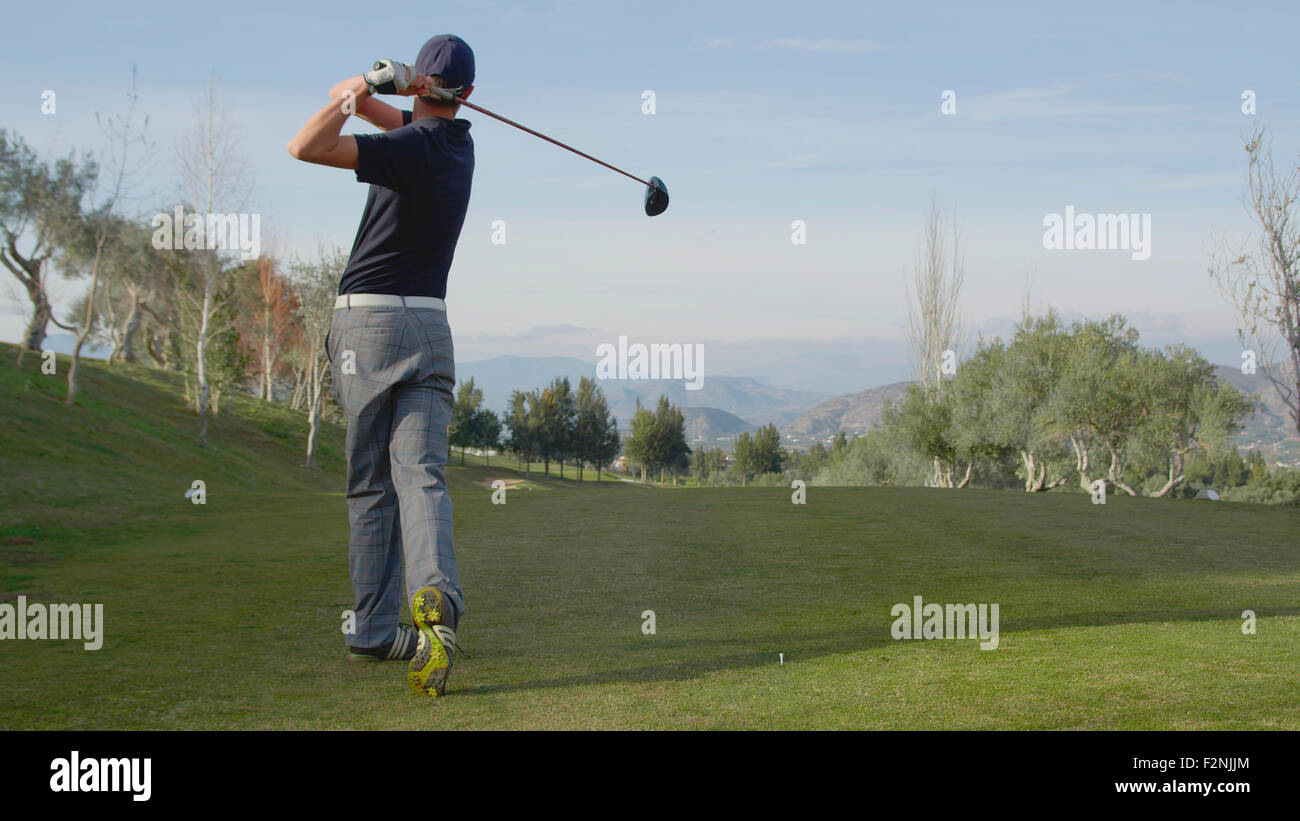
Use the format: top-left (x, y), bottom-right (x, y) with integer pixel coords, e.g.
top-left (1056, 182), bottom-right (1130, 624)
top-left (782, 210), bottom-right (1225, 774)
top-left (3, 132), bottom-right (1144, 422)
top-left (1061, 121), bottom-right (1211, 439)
top-left (338, 115), bottom-right (474, 299)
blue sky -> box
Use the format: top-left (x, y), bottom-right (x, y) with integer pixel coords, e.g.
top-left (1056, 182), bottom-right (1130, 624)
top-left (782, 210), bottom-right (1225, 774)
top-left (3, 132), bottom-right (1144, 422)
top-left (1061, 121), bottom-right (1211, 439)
top-left (2, 0), bottom-right (1297, 393)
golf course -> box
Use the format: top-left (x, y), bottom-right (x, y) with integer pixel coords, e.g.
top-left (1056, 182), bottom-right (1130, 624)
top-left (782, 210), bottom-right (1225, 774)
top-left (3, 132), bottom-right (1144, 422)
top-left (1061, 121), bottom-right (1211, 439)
top-left (2, 345), bottom-right (1297, 731)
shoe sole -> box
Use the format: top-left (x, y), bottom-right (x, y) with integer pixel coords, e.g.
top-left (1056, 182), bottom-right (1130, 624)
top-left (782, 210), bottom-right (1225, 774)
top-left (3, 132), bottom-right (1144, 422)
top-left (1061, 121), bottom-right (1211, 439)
top-left (408, 587), bottom-right (451, 697)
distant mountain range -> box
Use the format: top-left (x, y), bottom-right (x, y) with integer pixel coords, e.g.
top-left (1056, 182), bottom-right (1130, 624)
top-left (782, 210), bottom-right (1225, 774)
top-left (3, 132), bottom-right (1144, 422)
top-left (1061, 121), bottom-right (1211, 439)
top-left (681, 406), bottom-right (755, 442)
top-left (456, 355), bottom-right (827, 428)
top-left (783, 381), bottom-right (912, 438)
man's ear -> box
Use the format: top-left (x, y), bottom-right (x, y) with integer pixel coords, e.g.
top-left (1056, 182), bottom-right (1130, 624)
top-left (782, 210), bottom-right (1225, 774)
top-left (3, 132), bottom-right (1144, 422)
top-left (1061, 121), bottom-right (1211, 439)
top-left (460, 85), bottom-right (473, 100)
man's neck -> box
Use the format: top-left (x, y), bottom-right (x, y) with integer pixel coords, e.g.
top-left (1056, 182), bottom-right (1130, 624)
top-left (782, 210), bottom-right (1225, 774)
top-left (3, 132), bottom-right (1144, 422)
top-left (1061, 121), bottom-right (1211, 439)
top-left (412, 100), bottom-right (459, 122)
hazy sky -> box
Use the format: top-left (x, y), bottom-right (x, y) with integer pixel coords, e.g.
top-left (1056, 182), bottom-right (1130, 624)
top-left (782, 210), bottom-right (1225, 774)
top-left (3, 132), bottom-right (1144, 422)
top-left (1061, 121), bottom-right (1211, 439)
top-left (2, 0), bottom-right (1297, 393)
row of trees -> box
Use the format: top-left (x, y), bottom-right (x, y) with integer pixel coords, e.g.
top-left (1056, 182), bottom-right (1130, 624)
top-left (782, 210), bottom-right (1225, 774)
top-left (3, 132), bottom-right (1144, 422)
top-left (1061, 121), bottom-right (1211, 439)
top-left (783, 311), bottom-right (1258, 497)
top-left (441, 377), bottom-right (708, 487)
top-left (1, 88), bottom-right (357, 464)
top-left (449, 377), bottom-right (502, 466)
top-left (889, 311), bottom-right (1253, 496)
top-left (791, 423), bottom-right (1296, 503)
top-left (496, 376), bottom-right (622, 480)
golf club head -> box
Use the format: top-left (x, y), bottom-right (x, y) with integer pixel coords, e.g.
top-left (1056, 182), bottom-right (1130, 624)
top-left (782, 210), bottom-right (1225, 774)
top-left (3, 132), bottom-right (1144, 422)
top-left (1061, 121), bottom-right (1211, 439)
top-left (644, 177), bottom-right (669, 217)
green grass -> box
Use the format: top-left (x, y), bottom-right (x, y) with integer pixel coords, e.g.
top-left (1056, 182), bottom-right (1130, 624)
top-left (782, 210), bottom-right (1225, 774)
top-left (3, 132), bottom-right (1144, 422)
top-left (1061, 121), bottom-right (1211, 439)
top-left (2, 343), bottom-right (1298, 729)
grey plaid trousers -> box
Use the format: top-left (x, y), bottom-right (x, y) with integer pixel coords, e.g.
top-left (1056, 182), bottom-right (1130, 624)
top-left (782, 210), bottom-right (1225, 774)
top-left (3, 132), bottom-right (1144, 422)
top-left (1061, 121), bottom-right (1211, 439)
top-left (327, 303), bottom-right (462, 650)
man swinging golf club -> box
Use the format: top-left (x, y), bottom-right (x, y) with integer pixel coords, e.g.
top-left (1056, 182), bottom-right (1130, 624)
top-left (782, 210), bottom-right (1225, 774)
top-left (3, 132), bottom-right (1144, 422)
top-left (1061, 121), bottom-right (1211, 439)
top-left (287, 34), bottom-right (475, 697)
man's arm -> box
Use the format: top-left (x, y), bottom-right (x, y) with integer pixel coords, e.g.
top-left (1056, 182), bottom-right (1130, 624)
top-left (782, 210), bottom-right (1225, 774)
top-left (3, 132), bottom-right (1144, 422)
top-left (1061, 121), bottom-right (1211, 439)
top-left (287, 71), bottom-right (433, 169)
top-left (330, 76), bottom-right (410, 132)
top-left (286, 77), bottom-right (367, 169)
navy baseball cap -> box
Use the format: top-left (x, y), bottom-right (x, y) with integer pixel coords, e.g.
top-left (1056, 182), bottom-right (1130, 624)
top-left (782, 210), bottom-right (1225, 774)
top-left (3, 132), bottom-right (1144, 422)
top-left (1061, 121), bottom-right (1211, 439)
top-left (416, 35), bottom-right (475, 92)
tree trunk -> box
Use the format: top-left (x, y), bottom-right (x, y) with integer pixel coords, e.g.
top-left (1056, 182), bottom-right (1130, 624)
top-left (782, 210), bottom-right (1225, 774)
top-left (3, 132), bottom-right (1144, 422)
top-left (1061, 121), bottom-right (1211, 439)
top-left (306, 356), bottom-right (323, 468)
top-left (195, 266), bottom-right (212, 448)
top-left (930, 456), bottom-right (946, 488)
top-left (290, 365), bottom-right (307, 410)
top-left (68, 313), bottom-right (96, 404)
top-left (21, 295), bottom-right (53, 361)
top-left (1042, 473), bottom-right (1070, 490)
top-left (162, 330), bottom-right (179, 370)
top-left (1106, 443), bottom-right (1139, 496)
top-left (1151, 452), bottom-right (1185, 498)
top-left (120, 291), bottom-right (142, 364)
top-left (67, 325), bottom-right (91, 405)
top-left (954, 461), bottom-right (973, 489)
top-left (145, 330), bottom-right (166, 368)
top-left (1021, 451), bottom-right (1042, 492)
top-left (67, 237), bottom-right (105, 405)
top-left (1021, 449), bottom-right (1069, 491)
top-left (2, 242), bottom-right (56, 367)
top-left (196, 359), bottom-right (210, 448)
top-left (262, 309), bottom-right (273, 401)
top-left (1070, 435), bottom-right (1092, 490)
top-left (66, 333), bottom-right (87, 404)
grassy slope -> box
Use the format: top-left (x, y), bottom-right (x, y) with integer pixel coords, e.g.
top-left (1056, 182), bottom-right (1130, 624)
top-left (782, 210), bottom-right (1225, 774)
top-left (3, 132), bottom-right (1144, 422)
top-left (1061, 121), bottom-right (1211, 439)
top-left (2, 344), bottom-right (1298, 729)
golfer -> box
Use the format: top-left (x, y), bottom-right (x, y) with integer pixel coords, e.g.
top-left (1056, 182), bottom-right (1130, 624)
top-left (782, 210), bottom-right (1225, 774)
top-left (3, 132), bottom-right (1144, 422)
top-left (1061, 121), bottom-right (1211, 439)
top-left (287, 34), bottom-right (475, 697)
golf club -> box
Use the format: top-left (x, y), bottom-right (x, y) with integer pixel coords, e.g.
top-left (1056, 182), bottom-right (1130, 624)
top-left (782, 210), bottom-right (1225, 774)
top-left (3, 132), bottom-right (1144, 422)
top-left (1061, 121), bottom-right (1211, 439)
top-left (423, 85), bottom-right (669, 216)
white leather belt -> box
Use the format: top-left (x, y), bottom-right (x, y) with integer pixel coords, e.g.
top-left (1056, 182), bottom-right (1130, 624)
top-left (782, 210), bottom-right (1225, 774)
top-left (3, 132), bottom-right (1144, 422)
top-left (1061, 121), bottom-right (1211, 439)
top-left (334, 294), bottom-right (446, 310)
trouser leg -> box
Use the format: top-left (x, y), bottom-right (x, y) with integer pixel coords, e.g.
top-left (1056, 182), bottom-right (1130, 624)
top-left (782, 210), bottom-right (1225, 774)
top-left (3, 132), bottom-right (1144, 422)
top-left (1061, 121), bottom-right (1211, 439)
top-left (390, 307), bottom-right (463, 625)
top-left (330, 307), bottom-right (407, 649)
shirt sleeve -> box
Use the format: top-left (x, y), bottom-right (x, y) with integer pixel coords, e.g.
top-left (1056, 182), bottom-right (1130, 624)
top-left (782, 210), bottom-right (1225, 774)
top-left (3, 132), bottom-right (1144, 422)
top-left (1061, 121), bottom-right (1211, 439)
top-left (354, 127), bottom-right (421, 191)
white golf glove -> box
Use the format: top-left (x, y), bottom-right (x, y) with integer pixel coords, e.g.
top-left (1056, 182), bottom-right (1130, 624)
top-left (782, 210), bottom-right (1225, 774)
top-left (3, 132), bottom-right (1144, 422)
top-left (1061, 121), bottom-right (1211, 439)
top-left (363, 59), bottom-right (417, 94)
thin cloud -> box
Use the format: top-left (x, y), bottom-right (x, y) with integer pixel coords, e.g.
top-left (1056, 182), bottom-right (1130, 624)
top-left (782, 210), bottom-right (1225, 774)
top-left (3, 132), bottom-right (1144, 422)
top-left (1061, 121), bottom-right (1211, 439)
top-left (532, 324), bottom-right (591, 335)
top-left (466, 324), bottom-right (595, 344)
top-left (768, 37), bottom-right (882, 53)
top-left (705, 36), bottom-right (882, 53)
top-left (963, 86), bottom-right (1180, 123)
top-left (770, 153), bottom-right (821, 169)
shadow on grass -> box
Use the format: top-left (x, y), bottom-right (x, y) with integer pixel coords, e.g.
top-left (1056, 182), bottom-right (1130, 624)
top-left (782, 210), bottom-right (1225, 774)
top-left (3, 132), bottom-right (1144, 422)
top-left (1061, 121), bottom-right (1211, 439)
top-left (453, 605), bottom-right (1300, 697)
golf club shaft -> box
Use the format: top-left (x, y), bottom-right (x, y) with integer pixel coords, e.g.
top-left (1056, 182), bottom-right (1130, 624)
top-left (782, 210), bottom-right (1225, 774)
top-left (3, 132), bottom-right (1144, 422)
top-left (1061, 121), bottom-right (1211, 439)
top-left (452, 97), bottom-right (655, 189)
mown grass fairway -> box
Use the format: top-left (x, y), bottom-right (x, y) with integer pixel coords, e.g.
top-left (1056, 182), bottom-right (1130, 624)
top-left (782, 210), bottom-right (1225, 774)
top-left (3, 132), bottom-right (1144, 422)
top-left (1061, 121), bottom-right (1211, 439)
top-left (2, 347), bottom-right (1298, 729)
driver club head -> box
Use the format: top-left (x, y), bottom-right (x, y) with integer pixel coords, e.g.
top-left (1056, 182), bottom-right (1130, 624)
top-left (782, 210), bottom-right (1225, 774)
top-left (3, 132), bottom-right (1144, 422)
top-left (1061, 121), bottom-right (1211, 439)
top-left (644, 177), bottom-right (669, 217)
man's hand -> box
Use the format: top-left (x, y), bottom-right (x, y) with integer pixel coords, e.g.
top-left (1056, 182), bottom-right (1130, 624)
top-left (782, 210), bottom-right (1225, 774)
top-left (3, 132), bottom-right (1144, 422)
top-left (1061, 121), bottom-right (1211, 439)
top-left (364, 60), bottom-right (434, 96)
